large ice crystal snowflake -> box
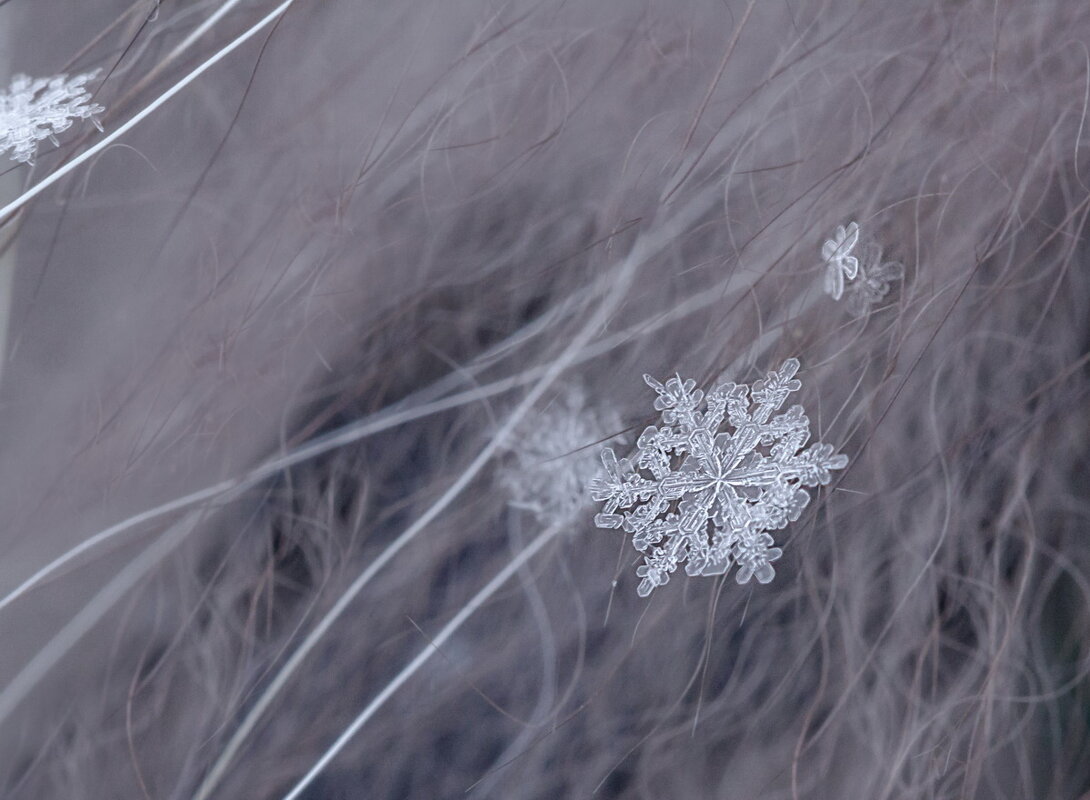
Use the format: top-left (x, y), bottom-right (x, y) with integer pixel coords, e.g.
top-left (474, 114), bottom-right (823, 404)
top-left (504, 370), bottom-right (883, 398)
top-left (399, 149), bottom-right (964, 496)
top-left (0, 71), bottom-right (105, 165)
top-left (589, 359), bottom-right (848, 597)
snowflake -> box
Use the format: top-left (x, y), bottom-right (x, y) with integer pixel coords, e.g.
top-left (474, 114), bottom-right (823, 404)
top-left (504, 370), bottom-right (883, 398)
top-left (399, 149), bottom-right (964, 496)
top-left (845, 241), bottom-right (904, 316)
top-left (499, 387), bottom-right (622, 526)
top-left (0, 70), bottom-right (105, 165)
top-left (821, 221), bottom-right (860, 301)
top-left (589, 359), bottom-right (848, 597)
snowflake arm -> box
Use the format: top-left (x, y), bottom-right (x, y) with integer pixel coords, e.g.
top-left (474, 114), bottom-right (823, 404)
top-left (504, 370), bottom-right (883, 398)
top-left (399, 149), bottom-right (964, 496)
top-left (734, 531), bottom-right (782, 585)
top-left (590, 359), bottom-right (849, 596)
top-left (0, 71), bottom-right (105, 165)
top-left (821, 221), bottom-right (860, 300)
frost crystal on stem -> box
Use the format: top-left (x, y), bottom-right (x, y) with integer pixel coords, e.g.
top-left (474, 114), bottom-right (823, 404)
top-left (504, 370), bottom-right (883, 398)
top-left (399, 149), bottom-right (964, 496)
top-left (0, 71), bottom-right (105, 165)
top-left (821, 221), bottom-right (860, 300)
top-left (589, 359), bottom-right (848, 597)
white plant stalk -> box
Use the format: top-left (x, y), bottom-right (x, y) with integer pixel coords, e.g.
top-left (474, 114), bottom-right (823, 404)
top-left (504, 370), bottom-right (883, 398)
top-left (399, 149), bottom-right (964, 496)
top-left (280, 523), bottom-right (561, 800)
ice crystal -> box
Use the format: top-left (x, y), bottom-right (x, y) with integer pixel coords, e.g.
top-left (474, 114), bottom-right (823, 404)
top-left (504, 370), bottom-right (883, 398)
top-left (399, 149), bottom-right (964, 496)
top-left (499, 387), bottom-right (622, 526)
top-left (821, 221), bottom-right (860, 301)
top-left (589, 359), bottom-right (848, 597)
top-left (0, 71), bottom-right (105, 165)
top-left (845, 242), bottom-right (904, 316)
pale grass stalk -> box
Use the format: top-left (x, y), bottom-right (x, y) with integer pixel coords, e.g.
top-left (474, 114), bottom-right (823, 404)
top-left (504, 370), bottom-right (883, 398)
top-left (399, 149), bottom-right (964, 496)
top-left (167, 0), bottom-right (249, 64)
top-left (0, 510), bottom-right (205, 725)
top-left (281, 523), bottom-right (561, 800)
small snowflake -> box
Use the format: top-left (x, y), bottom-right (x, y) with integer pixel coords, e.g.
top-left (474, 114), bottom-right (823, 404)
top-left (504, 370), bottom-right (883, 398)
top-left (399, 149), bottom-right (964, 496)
top-left (845, 242), bottom-right (904, 316)
top-left (0, 70), bottom-right (105, 165)
top-left (499, 387), bottom-right (622, 526)
top-left (821, 221), bottom-right (860, 301)
top-left (589, 359), bottom-right (848, 597)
